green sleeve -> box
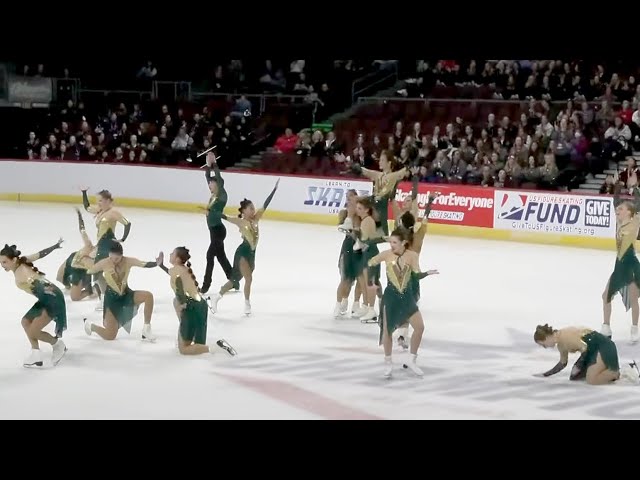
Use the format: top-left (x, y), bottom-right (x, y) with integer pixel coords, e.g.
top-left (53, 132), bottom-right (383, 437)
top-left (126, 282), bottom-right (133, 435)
top-left (411, 175), bottom-right (419, 200)
top-left (120, 223), bottom-right (131, 242)
top-left (82, 190), bottom-right (91, 211)
top-left (141, 261), bottom-right (157, 268)
top-left (175, 276), bottom-right (189, 304)
top-left (37, 240), bottom-right (63, 260)
top-left (158, 263), bottom-right (169, 275)
top-left (76, 209), bottom-right (86, 231)
top-left (543, 361), bottom-right (567, 377)
top-left (262, 183), bottom-right (278, 211)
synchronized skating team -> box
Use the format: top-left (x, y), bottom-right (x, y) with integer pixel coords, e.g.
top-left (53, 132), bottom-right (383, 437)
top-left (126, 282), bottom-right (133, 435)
top-left (2, 150), bottom-right (640, 385)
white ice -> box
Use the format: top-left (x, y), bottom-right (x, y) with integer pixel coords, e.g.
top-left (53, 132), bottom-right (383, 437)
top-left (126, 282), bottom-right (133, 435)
top-left (0, 201), bottom-right (638, 420)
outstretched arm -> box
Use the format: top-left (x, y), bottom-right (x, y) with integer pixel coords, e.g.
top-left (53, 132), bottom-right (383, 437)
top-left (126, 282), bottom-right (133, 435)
top-left (367, 251), bottom-right (387, 284)
top-left (25, 238), bottom-right (64, 263)
top-left (128, 252), bottom-right (163, 269)
top-left (537, 349), bottom-right (569, 377)
top-left (81, 189), bottom-right (99, 214)
top-left (75, 208), bottom-right (93, 249)
top-left (221, 213), bottom-right (243, 226)
top-left (255, 180), bottom-right (280, 221)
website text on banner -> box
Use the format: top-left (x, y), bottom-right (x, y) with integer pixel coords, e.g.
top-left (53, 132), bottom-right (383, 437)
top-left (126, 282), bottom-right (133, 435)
top-left (493, 190), bottom-right (615, 238)
top-left (302, 178), bottom-right (372, 215)
top-left (390, 183), bottom-right (494, 228)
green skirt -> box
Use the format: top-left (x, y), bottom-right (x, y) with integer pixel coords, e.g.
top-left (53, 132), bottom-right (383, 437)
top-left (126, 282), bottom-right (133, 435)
top-left (582, 331), bottom-right (619, 372)
top-left (179, 298), bottom-right (209, 345)
top-left (378, 282), bottom-right (418, 345)
top-left (363, 243), bottom-right (380, 285)
top-left (104, 286), bottom-right (138, 333)
top-left (339, 236), bottom-right (362, 283)
top-left (606, 248), bottom-right (640, 310)
top-left (230, 241), bottom-right (255, 283)
top-left (24, 283), bottom-right (67, 337)
top-left (61, 252), bottom-right (92, 290)
top-left (95, 231), bottom-right (116, 263)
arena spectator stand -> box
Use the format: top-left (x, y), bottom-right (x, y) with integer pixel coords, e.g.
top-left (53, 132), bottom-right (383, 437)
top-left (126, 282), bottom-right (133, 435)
top-left (248, 60), bottom-right (640, 194)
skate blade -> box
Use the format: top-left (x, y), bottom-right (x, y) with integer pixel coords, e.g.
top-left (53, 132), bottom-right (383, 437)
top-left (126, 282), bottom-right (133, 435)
top-left (141, 336), bottom-right (157, 343)
top-left (23, 361), bottom-right (44, 368)
top-left (360, 318), bottom-right (378, 324)
top-left (217, 340), bottom-right (237, 356)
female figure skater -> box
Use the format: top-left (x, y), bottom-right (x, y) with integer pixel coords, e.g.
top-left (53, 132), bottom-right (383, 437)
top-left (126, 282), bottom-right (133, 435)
top-left (56, 208), bottom-right (96, 302)
top-left (208, 179), bottom-right (279, 316)
top-left (85, 241), bottom-right (161, 341)
top-left (602, 185), bottom-right (640, 342)
top-left (343, 150), bottom-right (409, 235)
top-left (366, 228), bottom-right (439, 378)
top-left (334, 189), bottom-right (364, 318)
top-left (200, 152), bottom-right (235, 294)
top-left (158, 246), bottom-right (236, 356)
top-left (356, 196), bottom-right (387, 322)
top-left (533, 324), bottom-right (629, 385)
top-left (80, 187), bottom-right (132, 310)
top-left (0, 241), bottom-right (68, 367)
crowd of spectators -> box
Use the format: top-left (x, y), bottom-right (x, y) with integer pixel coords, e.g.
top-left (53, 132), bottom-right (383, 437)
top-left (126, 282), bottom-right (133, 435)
top-left (400, 60), bottom-right (640, 104)
top-left (23, 98), bottom-right (255, 169)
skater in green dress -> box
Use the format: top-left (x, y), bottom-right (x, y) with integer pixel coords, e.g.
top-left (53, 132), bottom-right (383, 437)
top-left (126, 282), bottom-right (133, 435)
top-left (341, 150), bottom-right (409, 235)
top-left (208, 179), bottom-right (280, 316)
top-left (157, 246), bottom-right (236, 356)
top-left (602, 183), bottom-right (640, 342)
top-left (355, 196), bottom-right (388, 322)
top-left (334, 189), bottom-right (364, 318)
top-left (56, 208), bottom-right (96, 302)
top-left (0, 242), bottom-right (68, 368)
top-left (79, 187), bottom-right (132, 309)
top-left (85, 241), bottom-right (161, 341)
top-left (366, 228), bottom-right (439, 378)
top-left (533, 324), bottom-right (622, 385)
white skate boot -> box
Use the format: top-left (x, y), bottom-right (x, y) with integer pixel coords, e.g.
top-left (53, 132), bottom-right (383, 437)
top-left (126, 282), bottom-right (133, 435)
top-left (141, 324), bottom-right (156, 342)
top-left (404, 353), bottom-right (424, 377)
top-left (631, 325), bottom-right (639, 344)
top-left (620, 362), bottom-right (640, 385)
top-left (359, 305), bottom-right (378, 323)
top-left (24, 349), bottom-right (43, 368)
top-left (83, 318), bottom-right (94, 336)
top-left (244, 300), bottom-right (251, 316)
top-left (333, 301), bottom-right (343, 318)
top-left (208, 293), bottom-right (222, 314)
top-left (601, 323), bottom-right (612, 338)
top-left (339, 298), bottom-right (348, 315)
top-left (351, 302), bottom-right (364, 318)
top-left (51, 339), bottom-right (67, 366)
top-left (383, 356), bottom-right (393, 378)
top-left (212, 339), bottom-right (237, 356)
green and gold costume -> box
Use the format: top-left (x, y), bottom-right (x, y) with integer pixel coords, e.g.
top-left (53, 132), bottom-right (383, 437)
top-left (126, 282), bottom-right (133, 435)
top-left (18, 274), bottom-right (67, 337)
top-left (173, 274), bottom-right (209, 345)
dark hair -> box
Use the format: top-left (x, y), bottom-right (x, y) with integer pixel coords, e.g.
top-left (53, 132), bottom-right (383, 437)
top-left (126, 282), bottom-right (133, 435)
top-left (174, 246), bottom-right (199, 290)
top-left (390, 228), bottom-right (411, 249)
top-left (356, 196), bottom-right (380, 223)
top-left (238, 198), bottom-right (253, 217)
top-left (381, 150), bottom-right (399, 171)
top-left (109, 241), bottom-right (123, 255)
top-left (0, 244), bottom-right (44, 275)
top-left (534, 324), bottom-right (555, 342)
top-left (98, 190), bottom-right (113, 201)
top-left (400, 211), bottom-right (416, 230)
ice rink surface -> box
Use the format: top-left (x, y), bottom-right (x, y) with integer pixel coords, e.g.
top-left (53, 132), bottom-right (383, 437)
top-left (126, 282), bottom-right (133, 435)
top-left (0, 201), bottom-right (638, 420)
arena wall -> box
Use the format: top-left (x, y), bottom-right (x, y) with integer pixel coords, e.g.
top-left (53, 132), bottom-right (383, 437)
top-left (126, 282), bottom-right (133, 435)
top-left (0, 160), bottom-right (617, 250)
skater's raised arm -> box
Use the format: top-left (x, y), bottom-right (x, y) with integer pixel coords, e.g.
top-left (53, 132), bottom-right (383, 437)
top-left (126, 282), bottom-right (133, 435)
top-left (255, 179), bottom-right (280, 221)
top-left (76, 208), bottom-right (93, 249)
top-left (25, 238), bottom-right (64, 263)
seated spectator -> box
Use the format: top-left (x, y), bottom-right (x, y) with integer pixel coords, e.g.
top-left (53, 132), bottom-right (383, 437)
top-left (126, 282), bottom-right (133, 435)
top-left (274, 128), bottom-right (298, 153)
top-left (600, 174), bottom-right (618, 194)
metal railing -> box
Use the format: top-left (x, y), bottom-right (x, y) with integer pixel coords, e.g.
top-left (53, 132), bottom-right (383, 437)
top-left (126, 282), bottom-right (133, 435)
top-left (351, 62), bottom-right (399, 104)
top-left (356, 96), bottom-right (622, 107)
top-left (190, 91), bottom-right (310, 115)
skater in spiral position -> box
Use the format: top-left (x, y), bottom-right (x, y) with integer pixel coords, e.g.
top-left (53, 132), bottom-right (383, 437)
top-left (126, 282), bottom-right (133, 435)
top-left (158, 246), bottom-right (236, 356)
top-left (80, 187), bottom-right (132, 310)
top-left (533, 324), bottom-right (630, 385)
top-left (366, 228), bottom-right (439, 378)
top-left (200, 152), bottom-right (236, 294)
top-left (334, 189), bottom-right (364, 318)
top-left (56, 208), bottom-right (96, 301)
top-left (602, 184), bottom-right (640, 342)
top-left (0, 241), bottom-right (68, 367)
top-left (85, 241), bottom-right (161, 341)
top-left (209, 179), bottom-right (280, 316)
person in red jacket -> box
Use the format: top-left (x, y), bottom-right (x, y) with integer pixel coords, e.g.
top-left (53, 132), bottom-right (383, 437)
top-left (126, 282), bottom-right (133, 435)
top-left (620, 100), bottom-right (634, 124)
top-left (274, 128), bottom-right (298, 153)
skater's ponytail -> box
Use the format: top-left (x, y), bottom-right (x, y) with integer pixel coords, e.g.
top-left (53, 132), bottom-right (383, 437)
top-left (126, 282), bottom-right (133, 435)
top-left (534, 324), bottom-right (555, 342)
top-left (175, 247), bottom-right (199, 290)
top-left (0, 244), bottom-right (44, 275)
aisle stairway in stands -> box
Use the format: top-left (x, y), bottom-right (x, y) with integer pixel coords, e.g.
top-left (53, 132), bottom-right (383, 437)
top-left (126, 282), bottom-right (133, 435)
top-left (574, 153), bottom-right (640, 195)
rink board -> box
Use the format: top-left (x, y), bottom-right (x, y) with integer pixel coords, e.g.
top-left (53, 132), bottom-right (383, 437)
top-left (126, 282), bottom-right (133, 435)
top-left (0, 160), bottom-right (618, 250)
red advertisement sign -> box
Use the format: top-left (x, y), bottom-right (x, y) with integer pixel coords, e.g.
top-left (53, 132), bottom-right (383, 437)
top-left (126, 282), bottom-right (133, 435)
top-left (389, 183), bottom-right (495, 228)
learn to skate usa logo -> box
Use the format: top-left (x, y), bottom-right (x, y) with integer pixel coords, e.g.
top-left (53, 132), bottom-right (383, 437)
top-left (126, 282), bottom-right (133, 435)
top-left (497, 193), bottom-right (529, 220)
